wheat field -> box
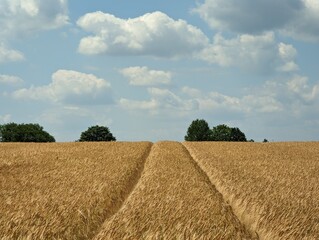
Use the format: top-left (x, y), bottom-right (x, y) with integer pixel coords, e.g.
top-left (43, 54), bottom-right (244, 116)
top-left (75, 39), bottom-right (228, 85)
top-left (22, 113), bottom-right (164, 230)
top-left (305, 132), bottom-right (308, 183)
top-left (1, 141), bottom-right (318, 239)
top-left (94, 141), bottom-right (252, 239)
top-left (0, 142), bottom-right (151, 239)
top-left (184, 142), bottom-right (319, 239)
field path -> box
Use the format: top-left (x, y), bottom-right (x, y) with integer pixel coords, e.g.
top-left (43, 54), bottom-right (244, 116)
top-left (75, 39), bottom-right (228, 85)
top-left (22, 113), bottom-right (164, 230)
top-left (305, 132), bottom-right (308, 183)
top-left (94, 141), bottom-right (253, 239)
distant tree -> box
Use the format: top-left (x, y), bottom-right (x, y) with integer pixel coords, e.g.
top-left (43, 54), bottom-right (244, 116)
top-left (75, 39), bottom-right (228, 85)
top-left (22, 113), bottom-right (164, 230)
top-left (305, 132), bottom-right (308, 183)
top-left (248, 139), bottom-right (255, 142)
top-left (211, 124), bottom-right (247, 142)
top-left (230, 127), bottom-right (247, 142)
top-left (211, 124), bottom-right (232, 141)
top-left (263, 139), bottom-right (269, 143)
top-left (0, 123), bottom-right (55, 142)
top-left (185, 119), bottom-right (211, 141)
top-left (79, 125), bottom-right (116, 142)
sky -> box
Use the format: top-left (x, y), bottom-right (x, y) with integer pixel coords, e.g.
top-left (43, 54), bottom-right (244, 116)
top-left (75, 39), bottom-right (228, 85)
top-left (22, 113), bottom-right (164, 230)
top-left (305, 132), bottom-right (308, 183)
top-left (1, 0), bottom-right (319, 142)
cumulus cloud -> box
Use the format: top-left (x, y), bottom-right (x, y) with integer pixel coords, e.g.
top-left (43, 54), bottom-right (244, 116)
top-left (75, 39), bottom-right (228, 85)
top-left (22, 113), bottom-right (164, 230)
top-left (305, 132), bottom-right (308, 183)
top-left (120, 88), bottom-right (198, 115)
top-left (194, 0), bottom-right (319, 42)
top-left (77, 11), bottom-right (209, 58)
top-left (120, 66), bottom-right (172, 86)
top-left (0, 0), bottom-right (69, 38)
top-left (198, 32), bottom-right (298, 73)
top-left (12, 70), bottom-right (112, 105)
top-left (0, 43), bottom-right (24, 63)
top-left (0, 74), bottom-right (24, 86)
top-left (0, 0), bottom-right (68, 64)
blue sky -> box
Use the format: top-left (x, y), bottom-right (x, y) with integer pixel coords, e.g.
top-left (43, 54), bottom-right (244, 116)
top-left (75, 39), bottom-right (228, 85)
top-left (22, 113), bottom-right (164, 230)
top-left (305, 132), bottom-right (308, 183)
top-left (1, 0), bottom-right (319, 142)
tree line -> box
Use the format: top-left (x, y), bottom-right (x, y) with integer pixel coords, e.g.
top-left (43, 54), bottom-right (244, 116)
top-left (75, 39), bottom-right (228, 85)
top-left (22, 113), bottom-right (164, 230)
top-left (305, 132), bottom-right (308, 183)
top-left (184, 119), bottom-right (247, 142)
top-left (0, 120), bottom-right (259, 142)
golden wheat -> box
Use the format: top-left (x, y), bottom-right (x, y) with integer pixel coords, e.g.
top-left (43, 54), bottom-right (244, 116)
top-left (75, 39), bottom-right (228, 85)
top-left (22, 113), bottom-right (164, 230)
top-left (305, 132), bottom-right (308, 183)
top-left (184, 142), bottom-right (319, 239)
top-left (2, 141), bottom-right (317, 239)
top-left (0, 142), bottom-right (151, 239)
top-left (94, 141), bottom-right (252, 239)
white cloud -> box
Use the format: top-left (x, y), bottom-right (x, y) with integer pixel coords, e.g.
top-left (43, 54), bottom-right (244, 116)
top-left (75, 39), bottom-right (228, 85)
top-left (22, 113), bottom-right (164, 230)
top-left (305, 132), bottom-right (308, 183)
top-left (0, 114), bottom-right (11, 123)
top-left (120, 87), bottom-right (198, 115)
top-left (12, 70), bottom-right (112, 105)
top-left (241, 95), bottom-right (283, 113)
top-left (0, 0), bottom-right (68, 64)
top-left (0, 43), bottom-right (25, 63)
top-left (120, 74), bottom-right (319, 120)
top-left (77, 11), bottom-right (209, 58)
top-left (194, 0), bottom-right (319, 42)
top-left (198, 32), bottom-right (298, 73)
top-left (286, 75), bottom-right (319, 102)
top-left (193, 90), bottom-right (283, 114)
top-left (0, 0), bottom-right (69, 38)
top-left (276, 43), bottom-right (299, 72)
top-left (120, 66), bottom-right (172, 86)
top-left (194, 75), bottom-right (319, 114)
top-left (0, 74), bottom-right (24, 86)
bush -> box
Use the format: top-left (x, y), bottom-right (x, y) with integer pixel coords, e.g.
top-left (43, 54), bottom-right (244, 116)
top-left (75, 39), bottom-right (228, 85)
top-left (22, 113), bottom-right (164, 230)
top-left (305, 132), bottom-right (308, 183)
top-left (79, 125), bottom-right (116, 142)
top-left (0, 123), bottom-right (55, 142)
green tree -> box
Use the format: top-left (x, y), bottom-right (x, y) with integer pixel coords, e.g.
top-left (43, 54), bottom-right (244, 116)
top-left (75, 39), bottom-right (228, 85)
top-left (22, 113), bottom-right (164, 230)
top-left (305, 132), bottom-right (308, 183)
top-left (211, 124), bottom-right (247, 142)
top-left (211, 124), bottom-right (232, 141)
top-left (184, 119), bottom-right (211, 141)
top-left (0, 123), bottom-right (55, 142)
top-left (79, 125), bottom-right (116, 142)
top-left (230, 127), bottom-right (247, 142)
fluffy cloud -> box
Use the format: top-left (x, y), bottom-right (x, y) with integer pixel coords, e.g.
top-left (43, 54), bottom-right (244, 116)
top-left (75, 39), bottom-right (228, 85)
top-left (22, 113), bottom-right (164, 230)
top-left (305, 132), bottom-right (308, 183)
top-left (77, 11), bottom-right (209, 58)
top-left (0, 74), bottom-right (24, 86)
top-left (0, 0), bottom-right (68, 64)
top-left (120, 88), bottom-right (198, 115)
top-left (12, 70), bottom-right (112, 105)
top-left (0, 43), bottom-right (24, 63)
top-left (198, 32), bottom-right (298, 72)
top-left (0, 0), bottom-right (69, 37)
top-left (120, 66), bottom-right (172, 86)
top-left (194, 0), bottom-right (319, 42)
top-left (76, 10), bottom-right (300, 73)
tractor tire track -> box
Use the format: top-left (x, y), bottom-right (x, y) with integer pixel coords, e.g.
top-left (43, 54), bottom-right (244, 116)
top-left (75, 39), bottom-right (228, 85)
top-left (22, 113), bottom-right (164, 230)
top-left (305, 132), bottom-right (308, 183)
top-left (90, 143), bottom-right (153, 239)
top-left (94, 142), bottom-right (253, 239)
top-left (183, 142), bottom-right (260, 239)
